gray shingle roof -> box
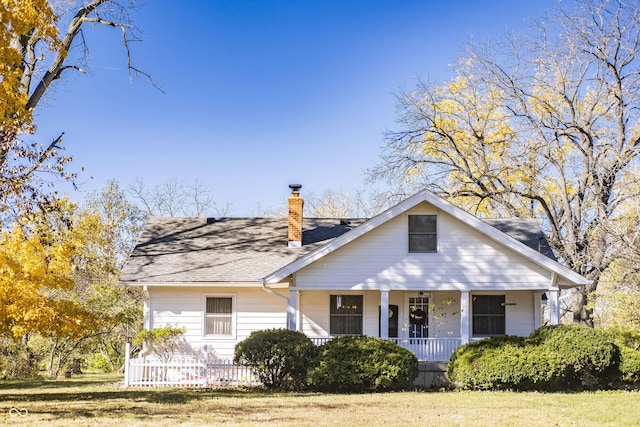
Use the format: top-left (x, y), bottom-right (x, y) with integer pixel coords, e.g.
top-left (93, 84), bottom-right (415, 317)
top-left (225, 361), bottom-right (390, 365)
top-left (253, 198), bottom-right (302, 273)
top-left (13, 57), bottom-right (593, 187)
top-left (118, 216), bottom-right (555, 284)
top-left (118, 217), bottom-right (366, 283)
top-left (484, 218), bottom-right (557, 261)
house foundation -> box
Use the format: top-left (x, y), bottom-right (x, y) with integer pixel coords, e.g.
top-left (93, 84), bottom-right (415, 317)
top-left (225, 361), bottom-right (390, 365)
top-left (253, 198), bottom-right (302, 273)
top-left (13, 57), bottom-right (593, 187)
top-left (413, 362), bottom-right (450, 389)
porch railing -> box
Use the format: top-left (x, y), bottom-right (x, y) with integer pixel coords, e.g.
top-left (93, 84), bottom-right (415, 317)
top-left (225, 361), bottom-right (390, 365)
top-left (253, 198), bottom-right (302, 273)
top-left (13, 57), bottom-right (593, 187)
top-left (310, 337), bottom-right (461, 362)
top-left (391, 338), bottom-right (461, 362)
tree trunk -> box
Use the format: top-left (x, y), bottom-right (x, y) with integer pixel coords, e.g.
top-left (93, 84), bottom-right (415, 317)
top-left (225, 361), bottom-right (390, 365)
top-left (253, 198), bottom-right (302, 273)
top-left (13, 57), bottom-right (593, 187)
top-left (572, 284), bottom-right (597, 327)
top-left (47, 345), bottom-right (57, 378)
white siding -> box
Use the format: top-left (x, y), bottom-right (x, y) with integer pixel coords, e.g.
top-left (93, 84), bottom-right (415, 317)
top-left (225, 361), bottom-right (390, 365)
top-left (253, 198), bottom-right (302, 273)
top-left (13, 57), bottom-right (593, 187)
top-left (296, 203), bottom-right (554, 291)
top-left (364, 292), bottom-right (380, 337)
top-left (149, 286), bottom-right (287, 359)
top-left (299, 290), bottom-right (330, 338)
top-left (503, 291), bottom-right (537, 336)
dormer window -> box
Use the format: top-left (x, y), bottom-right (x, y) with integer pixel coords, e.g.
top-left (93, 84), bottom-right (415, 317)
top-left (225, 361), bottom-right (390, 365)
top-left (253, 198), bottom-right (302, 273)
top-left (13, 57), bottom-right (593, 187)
top-left (408, 215), bottom-right (437, 253)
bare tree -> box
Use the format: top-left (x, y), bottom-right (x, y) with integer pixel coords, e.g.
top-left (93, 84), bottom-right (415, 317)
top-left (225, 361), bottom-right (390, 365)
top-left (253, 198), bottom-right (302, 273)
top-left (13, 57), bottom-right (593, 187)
top-left (0, 0), bottom-right (156, 221)
top-left (369, 0), bottom-right (640, 325)
top-left (128, 177), bottom-right (232, 217)
top-left (305, 187), bottom-right (381, 218)
top-left (249, 187), bottom-right (382, 218)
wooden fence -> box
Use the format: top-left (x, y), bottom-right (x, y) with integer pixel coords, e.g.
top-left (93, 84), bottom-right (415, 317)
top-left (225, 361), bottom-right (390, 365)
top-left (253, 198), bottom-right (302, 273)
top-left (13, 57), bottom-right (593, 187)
top-left (124, 343), bottom-right (259, 388)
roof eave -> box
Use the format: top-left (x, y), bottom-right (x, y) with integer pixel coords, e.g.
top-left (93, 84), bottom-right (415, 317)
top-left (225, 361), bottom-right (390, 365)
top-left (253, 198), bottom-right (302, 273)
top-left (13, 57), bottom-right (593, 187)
top-left (117, 280), bottom-right (263, 287)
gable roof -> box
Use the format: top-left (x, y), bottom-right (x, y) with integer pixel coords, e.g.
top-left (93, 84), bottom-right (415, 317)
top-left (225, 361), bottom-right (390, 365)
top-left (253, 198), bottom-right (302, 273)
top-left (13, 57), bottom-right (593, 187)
top-left (118, 217), bottom-right (366, 284)
top-left (262, 189), bottom-right (590, 287)
top-left (119, 189), bottom-right (589, 288)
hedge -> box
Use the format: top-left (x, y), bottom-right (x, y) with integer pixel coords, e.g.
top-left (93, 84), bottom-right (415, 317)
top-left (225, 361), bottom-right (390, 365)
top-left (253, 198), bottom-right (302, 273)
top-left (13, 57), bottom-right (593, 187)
top-left (308, 336), bottom-right (418, 391)
top-left (447, 325), bottom-right (622, 391)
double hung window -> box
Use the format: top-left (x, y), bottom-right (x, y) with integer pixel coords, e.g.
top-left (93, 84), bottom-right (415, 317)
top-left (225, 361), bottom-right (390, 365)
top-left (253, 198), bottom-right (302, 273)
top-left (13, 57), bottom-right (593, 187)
top-left (205, 296), bottom-right (233, 336)
top-left (408, 215), bottom-right (437, 253)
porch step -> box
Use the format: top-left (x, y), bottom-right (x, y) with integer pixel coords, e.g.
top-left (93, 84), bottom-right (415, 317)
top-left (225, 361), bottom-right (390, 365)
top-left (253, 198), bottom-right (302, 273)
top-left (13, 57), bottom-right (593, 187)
top-left (414, 361), bottom-right (450, 389)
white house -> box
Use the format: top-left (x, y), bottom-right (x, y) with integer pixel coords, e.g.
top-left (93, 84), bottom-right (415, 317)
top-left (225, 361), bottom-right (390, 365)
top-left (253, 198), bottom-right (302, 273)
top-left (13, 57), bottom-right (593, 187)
top-left (119, 185), bottom-right (590, 362)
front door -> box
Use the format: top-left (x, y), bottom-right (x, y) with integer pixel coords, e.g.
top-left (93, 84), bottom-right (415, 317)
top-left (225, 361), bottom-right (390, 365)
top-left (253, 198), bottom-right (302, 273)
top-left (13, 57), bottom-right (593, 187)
top-left (379, 304), bottom-right (399, 338)
top-left (408, 296), bottom-right (429, 338)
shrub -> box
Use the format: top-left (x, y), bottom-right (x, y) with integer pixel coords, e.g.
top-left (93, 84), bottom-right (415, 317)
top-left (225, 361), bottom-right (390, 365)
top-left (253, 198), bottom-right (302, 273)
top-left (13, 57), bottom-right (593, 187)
top-left (447, 336), bottom-right (556, 390)
top-left (86, 353), bottom-right (113, 373)
top-left (604, 326), bottom-right (640, 350)
top-left (618, 345), bottom-right (640, 384)
top-left (133, 326), bottom-right (186, 362)
top-left (447, 325), bottom-right (621, 391)
top-left (605, 326), bottom-right (640, 385)
top-left (531, 325), bottom-right (620, 387)
top-left (234, 329), bottom-right (318, 390)
top-left (0, 338), bottom-right (40, 379)
top-left (308, 336), bottom-right (418, 391)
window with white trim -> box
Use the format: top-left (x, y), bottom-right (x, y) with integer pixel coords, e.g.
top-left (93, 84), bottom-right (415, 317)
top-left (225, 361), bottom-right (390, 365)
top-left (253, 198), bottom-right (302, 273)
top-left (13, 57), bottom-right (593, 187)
top-left (330, 295), bottom-right (363, 335)
top-left (472, 295), bottom-right (505, 336)
top-left (408, 215), bottom-right (437, 253)
top-left (205, 296), bottom-right (233, 336)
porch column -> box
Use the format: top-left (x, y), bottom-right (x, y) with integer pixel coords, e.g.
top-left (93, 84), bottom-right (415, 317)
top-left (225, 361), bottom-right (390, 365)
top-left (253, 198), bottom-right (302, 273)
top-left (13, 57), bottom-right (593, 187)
top-left (296, 291), bottom-right (302, 332)
top-left (143, 286), bottom-right (151, 330)
top-left (549, 290), bottom-right (560, 325)
top-left (533, 292), bottom-right (543, 329)
top-left (288, 289), bottom-right (298, 331)
top-left (460, 291), bottom-right (470, 344)
top-left (380, 290), bottom-right (389, 339)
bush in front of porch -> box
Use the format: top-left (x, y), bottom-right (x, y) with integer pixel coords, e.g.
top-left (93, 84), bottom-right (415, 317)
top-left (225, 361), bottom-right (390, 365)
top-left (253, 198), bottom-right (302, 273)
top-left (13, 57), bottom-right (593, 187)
top-left (308, 336), bottom-right (418, 391)
top-left (446, 325), bottom-right (629, 391)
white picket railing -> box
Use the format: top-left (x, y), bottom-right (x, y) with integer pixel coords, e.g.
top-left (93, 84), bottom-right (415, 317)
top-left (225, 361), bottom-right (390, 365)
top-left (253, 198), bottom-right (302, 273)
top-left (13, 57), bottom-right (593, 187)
top-left (310, 337), bottom-right (461, 362)
top-left (391, 338), bottom-right (462, 362)
top-left (124, 344), bottom-right (259, 388)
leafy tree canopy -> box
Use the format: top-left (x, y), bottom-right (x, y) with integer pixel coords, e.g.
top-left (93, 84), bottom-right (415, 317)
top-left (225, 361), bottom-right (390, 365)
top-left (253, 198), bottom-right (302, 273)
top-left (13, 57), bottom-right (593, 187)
top-left (370, 0), bottom-right (640, 325)
top-left (0, 199), bottom-right (101, 339)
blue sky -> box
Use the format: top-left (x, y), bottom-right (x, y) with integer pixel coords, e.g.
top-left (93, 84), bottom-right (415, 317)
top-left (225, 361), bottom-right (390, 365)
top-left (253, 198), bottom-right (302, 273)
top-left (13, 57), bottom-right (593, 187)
top-left (35, 0), bottom-right (560, 215)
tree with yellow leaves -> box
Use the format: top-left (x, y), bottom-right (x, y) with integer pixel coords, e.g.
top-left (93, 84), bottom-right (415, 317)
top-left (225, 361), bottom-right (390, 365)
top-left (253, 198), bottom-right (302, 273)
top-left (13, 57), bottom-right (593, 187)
top-left (0, 199), bottom-right (104, 376)
top-left (370, 0), bottom-right (640, 325)
top-left (0, 0), bottom-right (152, 219)
top-left (0, 193), bottom-right (144, 378)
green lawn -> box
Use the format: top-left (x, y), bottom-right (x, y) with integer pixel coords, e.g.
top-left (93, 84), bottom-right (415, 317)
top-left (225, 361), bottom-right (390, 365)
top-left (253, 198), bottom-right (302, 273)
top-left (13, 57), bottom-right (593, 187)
top-left (0, 373), bottom-right (638, 426)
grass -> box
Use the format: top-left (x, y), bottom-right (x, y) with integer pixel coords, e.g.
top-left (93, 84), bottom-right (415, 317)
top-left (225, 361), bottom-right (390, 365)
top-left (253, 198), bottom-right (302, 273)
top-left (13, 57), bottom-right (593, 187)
top-left (0, 373), bottom-right (639, 426)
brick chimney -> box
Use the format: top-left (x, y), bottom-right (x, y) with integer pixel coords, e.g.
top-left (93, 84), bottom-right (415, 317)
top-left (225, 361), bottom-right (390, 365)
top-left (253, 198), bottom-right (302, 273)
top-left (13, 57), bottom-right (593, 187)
top-left (288, 184), bottom-right (303, 248)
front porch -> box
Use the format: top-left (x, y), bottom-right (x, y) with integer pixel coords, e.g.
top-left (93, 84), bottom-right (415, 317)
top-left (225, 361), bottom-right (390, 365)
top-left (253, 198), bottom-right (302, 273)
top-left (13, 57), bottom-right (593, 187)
top-left (286, 289), bottom-right (562, 362)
